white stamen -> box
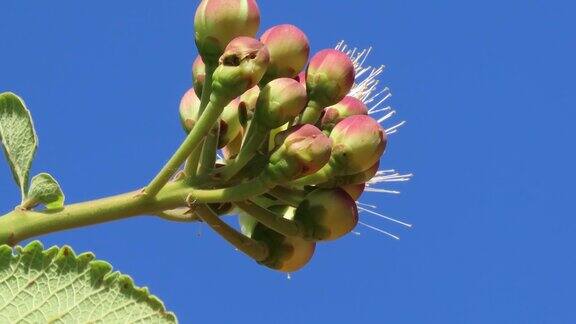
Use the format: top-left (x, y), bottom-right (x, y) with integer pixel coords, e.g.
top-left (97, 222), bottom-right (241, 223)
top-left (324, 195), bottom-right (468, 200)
top-left (386, 121), bottom-right (406, 135)
top-left (364, 188), bottom-right (401, 194)
top-left (358, 206), bottom-right (413, 228)
top-left (358, 221), bottom-right (400, 240)
top-left (357, 202), bottom-right (378, 209)
top-left (352, 231), bottom-right (362, 236)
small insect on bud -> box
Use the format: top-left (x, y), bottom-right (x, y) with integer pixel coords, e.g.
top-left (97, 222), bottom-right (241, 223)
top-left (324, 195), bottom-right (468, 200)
top-left (212, 37), bottom-right (270, 104)
top-left (300, 49), bottom-right (355, 124)
top-left (240, 214), bottom-right (315, 272)
top-left (179, 88), bottom-right (201, 133)
top-left (321, 96), bottom-right (368, 133)
top-left (254, 78), bottom-right (307, 129)
top-left (192, 56), bottom-right (206, 97)
top-left (194, 0), bottom-right (260, 65)
top-left (260, 24), bottom-right (310, 84)
top-left (294, 188), bottom-right (359, 241)
top-left (329, 115), bottom-right (387, 175)
top-left (267, 124), bottom-right (332, 182)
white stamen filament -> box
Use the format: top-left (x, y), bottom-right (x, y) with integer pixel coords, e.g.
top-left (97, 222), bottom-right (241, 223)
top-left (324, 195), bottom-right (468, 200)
top-left (358, 221), bottom-right (400, 240)
top-left (358, 206), bottom-right (413, 228)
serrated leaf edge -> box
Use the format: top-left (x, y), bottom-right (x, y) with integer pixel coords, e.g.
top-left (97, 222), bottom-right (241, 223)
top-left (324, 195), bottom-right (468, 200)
top-left (0, 241), bottom-right (177, 323)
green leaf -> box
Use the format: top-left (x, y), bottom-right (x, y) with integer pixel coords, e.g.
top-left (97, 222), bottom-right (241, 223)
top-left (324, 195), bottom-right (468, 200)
top-left (0, 241), bottom-right (177, 323)
top-left (25, 173), bottom-right (65, 210)
top-left (0, 92), bottom-right (38, 202)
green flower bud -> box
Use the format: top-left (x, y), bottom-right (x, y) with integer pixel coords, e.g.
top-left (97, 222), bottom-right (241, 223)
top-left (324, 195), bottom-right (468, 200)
top-left (260, 24), bottom-right (310, 84)
top-left (266, 125), bottom-right (332, 182)
top-left (194, 0), bottom-right (260, 65)
top-left (300, 49), bottom-right (355, 124)
top-left (293, 188), bottom-right (358, 241)
top-left (179, 88), bottom-right (201, 132)
top-left (238, 85), bottom-right (260, 122)
top-left (254, 78), bottom-right (307, 129)
top-left (192, 56), bottom-right (206, 97)
top-left (328, 115), bottom-right (386, 175)
top-left (219, 98), bottom-right (246, 148)
top-left (239, 213), bottom-right (315, 272)
top-left (211, 37), bottom-right (270, 104)
top-left (321, 96), bottom-right (368, 133)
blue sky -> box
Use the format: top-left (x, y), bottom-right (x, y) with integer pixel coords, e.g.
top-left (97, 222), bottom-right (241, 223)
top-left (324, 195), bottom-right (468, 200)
top-left (1, 0), bottom-right (574, 323)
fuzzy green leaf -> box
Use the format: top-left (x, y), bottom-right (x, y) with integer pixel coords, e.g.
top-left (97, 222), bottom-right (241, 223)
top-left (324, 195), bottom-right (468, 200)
top-left (26, 173), bottom-right (65, 210)
top-left (0, 92), bottom-right (38, 202)
top-left (0, 241), bottom-right (177, 323)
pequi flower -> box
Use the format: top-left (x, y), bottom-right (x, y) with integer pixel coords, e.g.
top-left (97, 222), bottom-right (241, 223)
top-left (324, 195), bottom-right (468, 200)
top-left (179, 88), bottom-right (201, 132)
top-left (192, 56), bottom-right (206, 97)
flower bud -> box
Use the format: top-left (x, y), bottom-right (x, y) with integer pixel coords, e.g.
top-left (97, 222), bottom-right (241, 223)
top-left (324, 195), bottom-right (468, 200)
top-left (260, 24), bottom-right (310, 84)
top-left (192, 56), bottom-right (206, 97)
top-left (194, 0), bottom-right (260, 65)
top-left (239, 85), bottom-right (260, 121)
top-left (321, 96), bottom-right (368, 133)
top-left (240, 213), bottom-right (315, 272)
top-left (328, 115), bottom-right (386, 175)
top-left (340, 183), bottom-right (366, 200)
top-left (212, 37), bottom-right (270, 103)
top-left (222, 131), bottom-right (243, 160)
top-left (179, 88), bottom-right (201, 132)
top-left (300, 49), bottom-right (355, 123)
top-left (254, 78), bottom-right (307, 129)
top-left (267, 125), bottom-right (332, 182)
top-left (294, 188), bottom-right (358, 241)
top-left (219, 98), bottom-right (246, 147)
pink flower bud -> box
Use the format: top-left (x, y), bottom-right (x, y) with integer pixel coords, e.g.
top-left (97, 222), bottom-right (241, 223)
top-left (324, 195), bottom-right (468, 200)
top-left (341, 183), bottom-right (366, 200)
top-left (260, 24), bottom-right (310, 84)
top-left (294, 188), bottom-right (359, 241)
top-left (254, 78), bottom-right (307, 129)
top-left (179, 88), bottom-right (201, 133)
top-left (240, 214), bottom-right (315, 272)
top-left (329, 115), bottom-right (387, 175)
top-left (192, 56), bottom-right (206, 97)
top-left (212, 37), bottom-right (270, 103)
top-left (321, 96), bottom-right (368, 132)
top-left (300, 49), bottom-right (355, 123)
top-left (194, 0), bottom-right (260, 65)
top-left (267, 124), bottom-right (332, 181)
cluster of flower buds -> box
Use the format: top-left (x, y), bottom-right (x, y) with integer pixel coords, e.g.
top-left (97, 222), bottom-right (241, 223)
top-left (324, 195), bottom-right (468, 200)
top-left (178, 0), bottom-right (397, 274)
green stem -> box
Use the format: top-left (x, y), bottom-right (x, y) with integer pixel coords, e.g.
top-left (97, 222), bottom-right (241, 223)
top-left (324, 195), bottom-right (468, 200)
top-left (289, 165), bottom-right (331, 187)
top-left (146, 81), bottom-right (228, 197)
top-left (0, 176), bottom-right (277, 245)
top-left (194, 204), bottom-right (269, 261)
top-left (234, 201), bottom-right (301, 237)
top-left (299, 101), bottom-right (323, 124)
top-left (197, 122), bottom-right (220, 176)
top-left (216, 121), bottom-right (266, 181)
top-left (186, 65), bottom-right (216, 178)
top-left (269, 186), bottom-right (305, 207)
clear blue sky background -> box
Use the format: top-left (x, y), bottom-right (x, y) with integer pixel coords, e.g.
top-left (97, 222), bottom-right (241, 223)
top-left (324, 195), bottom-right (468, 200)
top-left (1, 0), bottom-right (574, 323)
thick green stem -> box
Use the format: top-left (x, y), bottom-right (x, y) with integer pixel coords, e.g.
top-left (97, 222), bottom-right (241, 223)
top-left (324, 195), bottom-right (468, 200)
top-left (0, 176), bottom-right (277, 245)
top-left (194, 204), bottom-right (268, 261)
top-left (235, 201), bottom-right (301, 237)
top-left (299, 101), bottom-right (323, 124)
top-left (197, 122), bottom-right (220, 176)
